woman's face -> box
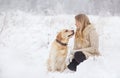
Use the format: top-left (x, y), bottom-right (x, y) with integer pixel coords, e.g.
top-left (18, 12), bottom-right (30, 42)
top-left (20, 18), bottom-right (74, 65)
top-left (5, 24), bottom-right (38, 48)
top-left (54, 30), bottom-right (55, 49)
top-left (75, 20), bottom-right (82, 29)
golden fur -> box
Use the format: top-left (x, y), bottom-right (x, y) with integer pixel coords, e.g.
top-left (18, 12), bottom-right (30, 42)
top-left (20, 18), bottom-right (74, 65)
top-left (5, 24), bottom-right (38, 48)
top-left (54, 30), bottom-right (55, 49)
top-left (47, 29), bottom-right (74, 72)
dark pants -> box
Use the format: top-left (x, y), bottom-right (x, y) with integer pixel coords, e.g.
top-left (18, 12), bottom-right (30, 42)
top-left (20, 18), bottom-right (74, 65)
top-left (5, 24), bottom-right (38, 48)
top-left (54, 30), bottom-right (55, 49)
top-left (67, 51), bottom-right (86, 71)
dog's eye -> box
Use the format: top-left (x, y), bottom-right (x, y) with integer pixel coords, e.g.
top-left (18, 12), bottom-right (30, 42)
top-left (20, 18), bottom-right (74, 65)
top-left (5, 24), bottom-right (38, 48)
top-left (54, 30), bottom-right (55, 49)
top-left (65, 30), bottom-right (68, 32)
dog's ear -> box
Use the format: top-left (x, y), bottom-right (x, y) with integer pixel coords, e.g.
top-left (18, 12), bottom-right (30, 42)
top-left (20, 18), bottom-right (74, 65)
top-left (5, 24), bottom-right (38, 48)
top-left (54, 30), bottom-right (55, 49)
top-left (56, 32), bottom-right (63, 41)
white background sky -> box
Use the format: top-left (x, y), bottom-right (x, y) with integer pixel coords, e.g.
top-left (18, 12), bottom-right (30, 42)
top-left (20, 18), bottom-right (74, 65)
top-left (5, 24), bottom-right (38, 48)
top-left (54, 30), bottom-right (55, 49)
top-left (0, 0), bottom-right (120, 15)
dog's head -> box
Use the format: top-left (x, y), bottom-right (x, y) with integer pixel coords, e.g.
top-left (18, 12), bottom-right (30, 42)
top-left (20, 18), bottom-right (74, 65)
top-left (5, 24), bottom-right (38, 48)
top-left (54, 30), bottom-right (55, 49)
top-left (56, 29), bottom-right (74, 42)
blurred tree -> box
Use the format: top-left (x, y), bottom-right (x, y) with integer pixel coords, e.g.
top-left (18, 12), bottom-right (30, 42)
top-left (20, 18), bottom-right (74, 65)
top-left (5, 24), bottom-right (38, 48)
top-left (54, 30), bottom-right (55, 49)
top-left (0, 0), bottom-right (119, 15)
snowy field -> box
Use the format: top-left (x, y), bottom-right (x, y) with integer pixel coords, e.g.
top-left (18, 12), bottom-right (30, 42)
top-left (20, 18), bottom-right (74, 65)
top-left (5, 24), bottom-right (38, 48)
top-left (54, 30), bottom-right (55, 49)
top-left (0, 11), bottom-right (120, 78)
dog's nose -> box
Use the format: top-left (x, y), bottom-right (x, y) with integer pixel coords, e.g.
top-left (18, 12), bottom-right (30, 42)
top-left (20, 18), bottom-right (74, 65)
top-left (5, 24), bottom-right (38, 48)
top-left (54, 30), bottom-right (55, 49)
top-left (71, 30), bottom-right (74, 34)
top-left (71, 30), bottom-right (74, 32)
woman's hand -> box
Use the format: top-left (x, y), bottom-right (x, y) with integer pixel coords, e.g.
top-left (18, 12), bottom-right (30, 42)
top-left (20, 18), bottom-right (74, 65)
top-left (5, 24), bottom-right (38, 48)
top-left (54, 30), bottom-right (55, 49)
top-left (66, 53), bottom-right (74, 65)
top-left (68, 54), bottom-right (74, 62)
top-left (70, 49), bottom-right (79, 55)
top-left (68, 49), bottom-right (77, 62)
top-left (68, 49), bottom-right (82, 63)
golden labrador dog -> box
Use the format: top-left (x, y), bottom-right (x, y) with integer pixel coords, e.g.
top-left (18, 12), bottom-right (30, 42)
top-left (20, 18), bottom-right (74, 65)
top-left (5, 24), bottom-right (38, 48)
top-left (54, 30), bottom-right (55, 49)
top-left (47, 29), bottom-right (74, 72)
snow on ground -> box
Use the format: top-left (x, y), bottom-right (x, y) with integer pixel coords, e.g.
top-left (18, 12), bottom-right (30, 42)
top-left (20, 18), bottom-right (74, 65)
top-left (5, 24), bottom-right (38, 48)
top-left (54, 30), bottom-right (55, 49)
top-left (0, 11), bottom-right (120, 78)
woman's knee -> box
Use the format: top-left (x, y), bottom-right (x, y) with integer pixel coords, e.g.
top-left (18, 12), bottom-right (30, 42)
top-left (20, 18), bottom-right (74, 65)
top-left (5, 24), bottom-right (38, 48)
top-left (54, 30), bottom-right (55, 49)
top-left (74, 51), bottom-right (82, 56)
top-left (74, 51), bottom-right (86, 63)
top-left (74, 51), bottom-right (85, 58)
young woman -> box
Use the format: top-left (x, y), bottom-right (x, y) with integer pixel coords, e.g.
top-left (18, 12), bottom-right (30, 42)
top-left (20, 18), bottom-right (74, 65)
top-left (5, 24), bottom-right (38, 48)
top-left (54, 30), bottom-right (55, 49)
top-left (67, 14), bottom-right (100, 71)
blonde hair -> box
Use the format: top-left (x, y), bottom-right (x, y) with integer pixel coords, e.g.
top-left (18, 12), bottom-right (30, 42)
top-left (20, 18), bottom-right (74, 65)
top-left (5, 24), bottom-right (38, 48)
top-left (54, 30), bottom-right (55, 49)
top-left (75, 14), bottom-right (91, 44)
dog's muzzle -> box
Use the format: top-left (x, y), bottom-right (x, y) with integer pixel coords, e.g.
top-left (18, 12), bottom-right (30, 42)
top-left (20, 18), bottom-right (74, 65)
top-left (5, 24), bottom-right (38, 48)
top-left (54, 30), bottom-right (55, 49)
top-left (68, 30), bottom-right (74, 37)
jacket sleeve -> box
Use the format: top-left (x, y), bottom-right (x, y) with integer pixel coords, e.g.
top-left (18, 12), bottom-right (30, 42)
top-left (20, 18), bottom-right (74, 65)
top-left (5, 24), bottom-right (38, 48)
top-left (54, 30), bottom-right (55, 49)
top-left (73, 30), bottom-right (100, 56)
